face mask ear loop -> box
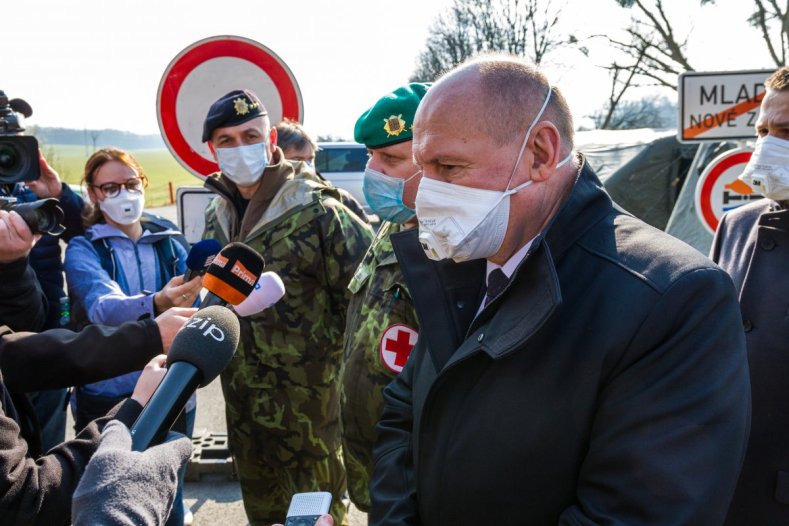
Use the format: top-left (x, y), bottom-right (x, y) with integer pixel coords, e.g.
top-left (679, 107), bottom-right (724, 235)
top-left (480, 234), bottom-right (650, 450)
top-left (404, 169), bottom-right (422, 183)
top-left (504, 83), bottom-right (553, 194)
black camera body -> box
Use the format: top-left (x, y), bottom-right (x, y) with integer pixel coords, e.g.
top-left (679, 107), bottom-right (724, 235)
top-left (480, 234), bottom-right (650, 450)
top-left (0, 90), bottom-right (64, 235)
top-left (0, 90), bottom-right (41, 185)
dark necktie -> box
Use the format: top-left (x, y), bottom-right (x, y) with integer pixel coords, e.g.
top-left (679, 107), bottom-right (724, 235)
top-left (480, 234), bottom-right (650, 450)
top-left (484, 268), bottom-right (510, 307)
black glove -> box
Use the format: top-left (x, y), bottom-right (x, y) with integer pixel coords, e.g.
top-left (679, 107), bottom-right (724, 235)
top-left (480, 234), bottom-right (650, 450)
top-left (72, 420), bottom-right (192, 526)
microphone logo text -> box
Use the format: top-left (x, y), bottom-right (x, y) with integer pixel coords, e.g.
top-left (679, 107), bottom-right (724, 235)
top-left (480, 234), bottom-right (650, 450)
top-left (184, 316), bottom-right (225, 341)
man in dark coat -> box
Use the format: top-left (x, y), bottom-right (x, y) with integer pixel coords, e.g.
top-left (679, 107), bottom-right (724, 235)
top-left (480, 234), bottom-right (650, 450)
top-left (370, 55), bottom-right (751, 525)
top-left (711, 66), bottom-right (789, 526)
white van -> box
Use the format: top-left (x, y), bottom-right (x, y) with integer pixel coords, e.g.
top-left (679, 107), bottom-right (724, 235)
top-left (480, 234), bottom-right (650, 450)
top-left (315, 141), bottom-right (369, 212)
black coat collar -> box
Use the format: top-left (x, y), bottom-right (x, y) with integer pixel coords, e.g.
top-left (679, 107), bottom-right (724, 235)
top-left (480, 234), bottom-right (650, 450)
top-left (392, 160), bottom-right (614, 369)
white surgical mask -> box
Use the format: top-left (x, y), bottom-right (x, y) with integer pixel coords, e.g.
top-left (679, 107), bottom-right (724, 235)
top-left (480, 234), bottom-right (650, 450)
top-left (416, 84), bottom-right (573, 262)
top-left (216, 143), bottom-right (269, 186)
top-left (739, 135), bottom-right (789, 201)
top-left (99, 188), bottom-right (144, 226)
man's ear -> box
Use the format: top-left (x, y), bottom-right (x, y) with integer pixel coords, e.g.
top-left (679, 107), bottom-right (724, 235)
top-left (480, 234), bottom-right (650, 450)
top-left (269, 127), bottom-right (278, 157)
top-left (207, 142), bottom-right (217, 162)
top-left (529, 122), bottom-right (562, 183)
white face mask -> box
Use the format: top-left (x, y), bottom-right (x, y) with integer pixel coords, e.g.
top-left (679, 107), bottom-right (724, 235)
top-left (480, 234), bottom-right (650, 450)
top-left (739, 135), bottom-right (789, 201)
top-left (416, 84), bottom-right (573, 262)
top-left (99, 188), bottom-right (144, 226)
top-left (215, 143), bottom-right (269, 186)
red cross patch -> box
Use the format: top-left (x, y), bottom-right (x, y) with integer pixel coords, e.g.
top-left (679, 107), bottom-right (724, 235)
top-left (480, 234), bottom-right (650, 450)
top-left (379, 324), bottom-right (419, 374)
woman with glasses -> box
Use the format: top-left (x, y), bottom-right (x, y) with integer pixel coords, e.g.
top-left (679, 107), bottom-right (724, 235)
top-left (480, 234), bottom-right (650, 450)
top-left (64, 147), bottom-right (200, 526)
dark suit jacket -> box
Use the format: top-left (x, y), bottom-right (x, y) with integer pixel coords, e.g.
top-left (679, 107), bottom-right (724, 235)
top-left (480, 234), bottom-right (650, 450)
top-left (712, 199), bottom-right (789, 526)
top-left (371, 162), bottom-right (751, 525)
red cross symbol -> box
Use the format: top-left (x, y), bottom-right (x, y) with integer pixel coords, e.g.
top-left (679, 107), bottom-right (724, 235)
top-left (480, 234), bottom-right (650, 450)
top-left (379, 324), bottom-right (418, 373)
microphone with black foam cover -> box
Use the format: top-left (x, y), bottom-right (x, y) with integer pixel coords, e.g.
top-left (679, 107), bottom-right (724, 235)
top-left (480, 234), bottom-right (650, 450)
top-left (184, 239), bottom-right (222, 281)
top-left (201, 242), bottom-right (265, 308)
top-left (130, 305), bottom-right (240, 451)
top-left (233, 271), bottom-right (286, 317)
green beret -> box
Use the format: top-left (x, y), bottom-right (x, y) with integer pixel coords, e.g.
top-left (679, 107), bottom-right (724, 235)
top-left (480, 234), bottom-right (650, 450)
top-left (354, 83), bottom-right (431, 149)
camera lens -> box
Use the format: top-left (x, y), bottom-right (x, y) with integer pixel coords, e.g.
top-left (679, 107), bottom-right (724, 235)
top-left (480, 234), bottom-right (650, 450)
top-left (0, 143), bottom-right (19, 171)
top-left (10, 199), bottom-right (65, 236)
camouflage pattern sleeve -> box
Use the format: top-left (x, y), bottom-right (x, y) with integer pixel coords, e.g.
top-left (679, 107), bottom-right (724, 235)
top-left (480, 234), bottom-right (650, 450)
top-left (317, 197), bottom-right (374, 329)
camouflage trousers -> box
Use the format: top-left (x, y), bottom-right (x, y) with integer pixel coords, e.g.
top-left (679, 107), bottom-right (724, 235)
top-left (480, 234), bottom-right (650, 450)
top-left (221, 375), bottom-right (349, 525)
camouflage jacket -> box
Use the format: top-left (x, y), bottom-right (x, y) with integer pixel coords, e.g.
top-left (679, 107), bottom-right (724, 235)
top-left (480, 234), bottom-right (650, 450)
top-left (203, 156), bottom-right (373, 457)
top-left (340, 221), bottom-right (419, 508)
top-left (343, 221), bottom-right (419, 378)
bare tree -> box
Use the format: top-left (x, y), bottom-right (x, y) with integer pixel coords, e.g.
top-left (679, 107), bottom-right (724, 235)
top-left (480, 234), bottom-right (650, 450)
top-left (601, 0), bottom-right (714, 91)
top-left (410, 0), bottom-right (571, 82)
top-left (589, 0), bottom-right (713, 129)
top-left (591, 94), bottom-right (676, 129)
top-left (750, 0), bottom-right (789, 66)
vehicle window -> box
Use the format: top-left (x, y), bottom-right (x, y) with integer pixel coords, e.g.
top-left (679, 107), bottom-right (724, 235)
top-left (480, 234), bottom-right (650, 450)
top-left (316, 147), bottom-right (367, 173)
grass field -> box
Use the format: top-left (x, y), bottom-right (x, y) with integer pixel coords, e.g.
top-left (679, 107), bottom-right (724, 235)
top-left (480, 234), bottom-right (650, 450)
top-left (43, 144), bottom-right (204, 207)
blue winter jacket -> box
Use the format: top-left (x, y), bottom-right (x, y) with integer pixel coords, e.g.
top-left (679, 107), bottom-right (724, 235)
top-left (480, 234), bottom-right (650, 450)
top-left (64, 217), bottom-right (187, 397)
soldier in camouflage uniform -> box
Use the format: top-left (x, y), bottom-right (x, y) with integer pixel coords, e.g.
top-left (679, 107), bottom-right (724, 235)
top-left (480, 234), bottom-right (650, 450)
top-left (340, 83), bottom-right (429, 512)
top-left (200, 89), bottom-right (373, 525)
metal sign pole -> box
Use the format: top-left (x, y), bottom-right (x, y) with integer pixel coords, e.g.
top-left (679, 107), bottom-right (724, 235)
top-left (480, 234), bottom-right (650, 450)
top-left (665, 142), bottom-right (716, 254)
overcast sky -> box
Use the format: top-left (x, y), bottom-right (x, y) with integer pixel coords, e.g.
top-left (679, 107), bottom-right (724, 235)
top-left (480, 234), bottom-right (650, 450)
top-left (0, 0), bottom-right (773, 140)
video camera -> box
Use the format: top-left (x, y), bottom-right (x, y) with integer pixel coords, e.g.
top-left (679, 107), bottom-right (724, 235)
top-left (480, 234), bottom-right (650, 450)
top-left (0, 89), bottom-right (64, 235)
top-left (0, 90), bottom-right (40, 185)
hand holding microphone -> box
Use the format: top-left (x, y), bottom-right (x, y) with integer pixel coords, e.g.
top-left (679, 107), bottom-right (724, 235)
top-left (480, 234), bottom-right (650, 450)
top-left (131, 355), bottom-right (169, 407)
top-left (154, 275), bottom-right (203, 312)
top-left (130, 305), bottom-right (240, 451)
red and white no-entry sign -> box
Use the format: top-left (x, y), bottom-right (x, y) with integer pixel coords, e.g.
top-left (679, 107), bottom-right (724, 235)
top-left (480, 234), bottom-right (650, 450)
top-left (694, 148), bottom-right (762, 234)
top-left (157, 35), bottom-right (303, 178)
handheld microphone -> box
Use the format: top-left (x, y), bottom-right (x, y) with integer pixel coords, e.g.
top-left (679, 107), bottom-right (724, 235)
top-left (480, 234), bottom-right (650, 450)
top-left (184, 239), bottom-right (222, 281)
top-left (130, 305), bottom-right (240, 451)
top-left (201, 242), bottom-right (265, 308)
top-left (233, 272), bottom-right (286, 317)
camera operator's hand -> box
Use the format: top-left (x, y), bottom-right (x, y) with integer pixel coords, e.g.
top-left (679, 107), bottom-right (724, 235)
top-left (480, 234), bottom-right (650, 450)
top-left (131, 354), bottom-right (168, 406)
top-left (0, 210), bottom-right (40, 263)
top-left (26, 151), bottom-right (64, 199)
top-left (154, 274), bottom-right (203, 313)
top-left (155, 307), bottom-right (197, 354)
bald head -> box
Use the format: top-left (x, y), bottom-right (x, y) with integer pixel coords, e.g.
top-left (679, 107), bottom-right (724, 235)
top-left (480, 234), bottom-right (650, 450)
top-left (419, 55), bottom-right (574, 149)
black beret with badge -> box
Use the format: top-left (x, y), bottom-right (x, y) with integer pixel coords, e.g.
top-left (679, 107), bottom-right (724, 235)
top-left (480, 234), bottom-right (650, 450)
top-left (354, 82), bottom-right (431, 149)
top-left (202, 89), bottom-right (268, 142)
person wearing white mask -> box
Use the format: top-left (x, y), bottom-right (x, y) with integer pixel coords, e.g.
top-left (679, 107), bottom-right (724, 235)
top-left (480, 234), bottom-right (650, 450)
top-left (370, 55), bottom-right (750, 526)
top-left (64, 147), bottom-right (201, 526)
top-left (201, 89), bottom-right (373, 525)
top-left (711, 66), bottom-right (789, 526)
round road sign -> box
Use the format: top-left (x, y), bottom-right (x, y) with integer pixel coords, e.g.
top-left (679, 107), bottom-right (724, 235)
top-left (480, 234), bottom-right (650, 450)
top-left (694, 147), bottom-right (761, 234)
top-left (157, 35), bottom-right (303, 178)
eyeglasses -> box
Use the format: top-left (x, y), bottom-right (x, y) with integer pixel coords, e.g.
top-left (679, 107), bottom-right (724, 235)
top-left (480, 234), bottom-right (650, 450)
top-left (92, 178), bottom-right (146, 198)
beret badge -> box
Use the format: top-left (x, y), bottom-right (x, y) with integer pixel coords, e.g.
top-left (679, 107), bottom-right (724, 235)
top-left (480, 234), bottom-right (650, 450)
top-left (383, 114), bottom-right (407, 137)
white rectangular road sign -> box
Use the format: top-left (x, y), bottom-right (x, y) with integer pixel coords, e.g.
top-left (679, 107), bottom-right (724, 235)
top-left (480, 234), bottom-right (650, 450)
top-left (679, 70), bottom-right (773, 142)
top-left (177, 186), bottom-right (216, 244)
